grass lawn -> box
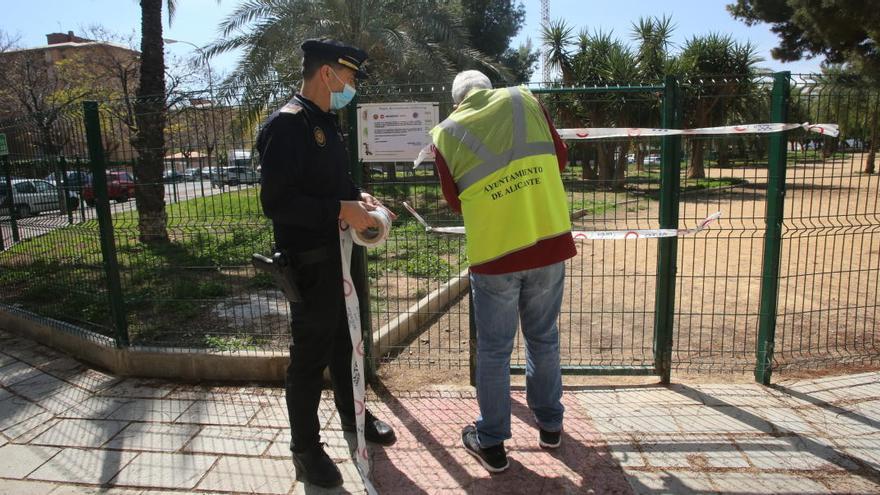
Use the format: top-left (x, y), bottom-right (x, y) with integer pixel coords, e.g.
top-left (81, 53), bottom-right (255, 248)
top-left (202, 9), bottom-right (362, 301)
top-left (1, 172), bottom-right (743, 350)
top-left (0, 185), bottom-right (467, 349)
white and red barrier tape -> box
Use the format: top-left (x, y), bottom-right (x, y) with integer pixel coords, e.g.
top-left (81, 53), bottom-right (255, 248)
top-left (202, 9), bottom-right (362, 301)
top-left (413, 122), bottom-right (839, 167)
top-left (557, 122), bottom-right (838, 140)
top-left (402, 202), bottom-right (721, 240)
top-left (339, 213), bottom-right (387, 495)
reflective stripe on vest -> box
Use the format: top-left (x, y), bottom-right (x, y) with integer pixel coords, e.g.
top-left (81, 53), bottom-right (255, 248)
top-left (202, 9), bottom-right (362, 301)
top-left (441, 88), bottom-right (556, 191)
top-left (431, 86), bottom-right (571, 266)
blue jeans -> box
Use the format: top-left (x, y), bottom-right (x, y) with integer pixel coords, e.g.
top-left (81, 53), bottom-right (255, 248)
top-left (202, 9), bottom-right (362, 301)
top-left (471, 261), bottom-right (565, 447)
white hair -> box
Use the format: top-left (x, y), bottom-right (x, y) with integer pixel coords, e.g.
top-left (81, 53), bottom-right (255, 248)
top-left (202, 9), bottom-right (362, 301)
top-left (451, 70), bottom-right (492, 104)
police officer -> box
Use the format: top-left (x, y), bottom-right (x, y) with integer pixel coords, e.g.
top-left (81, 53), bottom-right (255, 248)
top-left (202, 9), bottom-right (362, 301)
top-left (257, 38), bottom-right (396, 488)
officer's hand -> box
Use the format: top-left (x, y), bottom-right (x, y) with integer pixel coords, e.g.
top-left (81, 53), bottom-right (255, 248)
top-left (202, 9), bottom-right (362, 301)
top-left (361, 192), bottom-right (398, 220)
top-left (339, 200), bottom-right (379, 231)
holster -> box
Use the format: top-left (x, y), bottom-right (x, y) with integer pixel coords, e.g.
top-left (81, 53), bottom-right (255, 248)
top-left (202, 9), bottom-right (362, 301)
top-left (252, 250), bottom-right (302, 303)
top-left (251, 246), bottom-right (332, 303)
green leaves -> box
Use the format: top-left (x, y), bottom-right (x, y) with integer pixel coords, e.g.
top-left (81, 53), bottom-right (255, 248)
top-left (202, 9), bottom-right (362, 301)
top-left (207, 0), bottom-right (504, 88)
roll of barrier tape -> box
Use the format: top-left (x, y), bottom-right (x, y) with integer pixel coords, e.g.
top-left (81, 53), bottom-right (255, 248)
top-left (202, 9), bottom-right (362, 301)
top-left (351, 208), bottom-right (393, 248)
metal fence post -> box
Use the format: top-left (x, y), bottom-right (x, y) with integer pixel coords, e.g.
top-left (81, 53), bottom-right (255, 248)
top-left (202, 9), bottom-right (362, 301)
top-left (59, 156), bottom-right (74, 224)
top-left (755, 72), bottom-right (790, 385)
top-left (3, 158), bottom-right (20, 243)
top-left (653, 75), bottom-right (682, 384)
top-left (83, 101), bottom-right (129, 347)
top-left (0, 156), bottom-right (8, 250)
top-left (75, 157), bottom-right (87, 223)
top-left (346, 95), bottom-right (375, 381)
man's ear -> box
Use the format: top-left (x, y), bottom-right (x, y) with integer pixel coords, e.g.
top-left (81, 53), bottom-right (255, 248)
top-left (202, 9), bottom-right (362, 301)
top-left (318, 64), bottom-right (333, 86)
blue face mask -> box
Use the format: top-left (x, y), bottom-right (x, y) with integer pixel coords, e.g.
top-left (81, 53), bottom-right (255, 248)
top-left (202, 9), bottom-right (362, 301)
top-left (327, 68), bottom-right (356, 110)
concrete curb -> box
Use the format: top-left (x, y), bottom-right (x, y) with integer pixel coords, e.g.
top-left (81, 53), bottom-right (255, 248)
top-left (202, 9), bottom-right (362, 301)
top-left (0, 266), bottom-right (472, 382)
top-left (0, 304), bottom-right (288, 383)
top-left (372, 268), bottom-right (470, 353)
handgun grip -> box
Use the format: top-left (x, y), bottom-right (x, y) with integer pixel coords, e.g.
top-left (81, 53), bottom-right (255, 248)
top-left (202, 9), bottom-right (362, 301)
top-left (251, 253), bottom-right (274, 272)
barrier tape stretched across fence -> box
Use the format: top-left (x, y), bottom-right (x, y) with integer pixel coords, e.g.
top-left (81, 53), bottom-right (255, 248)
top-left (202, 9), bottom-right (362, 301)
top-left (402, 202), bottom-right (722, 239)
top-left (413, 122), bottom-right (839, 167)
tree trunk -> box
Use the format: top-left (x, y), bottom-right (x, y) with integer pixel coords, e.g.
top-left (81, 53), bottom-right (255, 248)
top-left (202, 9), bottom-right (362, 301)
top-left (688, 139), bottom-right (706, 179)
top-left (737, 139), bottom-right (748, 161)
top-left (822, 138), bottom-right (837, 159)
top-left (717, 138), bottom-right (730, 167)
top-left (613, 144), bottom-right (627, 190)
top-left (133, 0), bottom-right (169, 244)
top-left (635, 143), bottom-right (646, 174)
top-left (597, 143), bottom-right (614, 187)
top-left (579, 145), bottom-right (597, 181)
top-left (54, 156), bottom-right (69, 216)
top-left (866, 106), bottom-right (878, 174)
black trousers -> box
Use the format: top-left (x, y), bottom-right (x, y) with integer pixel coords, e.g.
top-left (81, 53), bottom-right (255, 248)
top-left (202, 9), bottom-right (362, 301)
top-left (285, 250), bottom-right (356, 452)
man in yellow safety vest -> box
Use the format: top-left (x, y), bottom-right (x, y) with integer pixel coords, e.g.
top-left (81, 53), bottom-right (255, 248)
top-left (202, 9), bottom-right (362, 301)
top-left (431, 70), bottom-right (576, 473)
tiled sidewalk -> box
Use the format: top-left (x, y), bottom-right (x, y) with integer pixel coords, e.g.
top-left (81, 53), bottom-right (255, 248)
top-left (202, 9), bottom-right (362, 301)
top-left (0, 329), bottom-right (878, 494)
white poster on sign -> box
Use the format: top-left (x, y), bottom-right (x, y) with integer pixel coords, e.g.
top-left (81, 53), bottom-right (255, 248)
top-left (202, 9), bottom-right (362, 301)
top-left (357, 102), bottom-right (439, 162)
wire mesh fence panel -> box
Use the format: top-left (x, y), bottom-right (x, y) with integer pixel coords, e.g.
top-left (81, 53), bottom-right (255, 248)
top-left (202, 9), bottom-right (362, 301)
top-left (539, 86), bottom-right (667, 371)
top-left (773, 74), bottom-right (880, 371)
top-left (96, 87), bottom-right (287, 353)
top-left (364, 83), bottom-right (668, 371)
top-left (354, 84), bottom-right (471, 370)
top-left (0, 110), bottom-right (116, 343)
top-left (673, 75), bottom-right (776, 373)
top-left (0, 74), bottom-right (876, 376)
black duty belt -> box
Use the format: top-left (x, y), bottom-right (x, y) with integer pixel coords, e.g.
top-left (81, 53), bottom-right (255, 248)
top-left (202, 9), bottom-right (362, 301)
top-left (288, 245), bottom-right (332, 266)
top-left (251, 244), bottom-right (334, 303)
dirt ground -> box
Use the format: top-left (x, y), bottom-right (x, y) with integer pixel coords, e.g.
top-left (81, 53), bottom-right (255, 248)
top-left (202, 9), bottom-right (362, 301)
top-left (376, 152), bottom-right (880, 387)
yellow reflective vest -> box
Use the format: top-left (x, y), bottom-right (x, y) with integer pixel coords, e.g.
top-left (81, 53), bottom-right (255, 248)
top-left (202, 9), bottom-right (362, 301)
top-left (431, 86), bottom-right (571, 266)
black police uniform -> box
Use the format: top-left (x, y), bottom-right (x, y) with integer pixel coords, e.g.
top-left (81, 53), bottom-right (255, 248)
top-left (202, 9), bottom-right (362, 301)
top-left (256, 40), bottom-right (366, 454)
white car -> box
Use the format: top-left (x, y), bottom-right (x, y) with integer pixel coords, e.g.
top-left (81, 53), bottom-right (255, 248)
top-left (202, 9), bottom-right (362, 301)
top-left (0, 179), bottom-right (80, 218)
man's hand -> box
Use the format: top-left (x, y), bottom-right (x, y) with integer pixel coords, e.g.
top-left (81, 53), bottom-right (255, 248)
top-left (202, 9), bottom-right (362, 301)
top-left (339, 200), bottom-right (378, 231)
top-left (361, 192), bottom-right (398, 220)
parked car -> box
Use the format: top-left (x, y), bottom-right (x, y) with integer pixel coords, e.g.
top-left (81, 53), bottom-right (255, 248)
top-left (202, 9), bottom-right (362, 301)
top-left (227, 149), bottom-right (252, 167)
top-left (81, 170), bottom-right (136, 206)
top-left (45, 170), bottom-right (92, 188)
top-left (163, 169), bottom-right (188, 183)
top-left (0, 179), bottom-right (80, 218)
top-left (643, 154), bottom-right (661, 165)
top-left (183, 167), bottom-right (207, 181)
top-left (211, 166), bottom-right (260, 187)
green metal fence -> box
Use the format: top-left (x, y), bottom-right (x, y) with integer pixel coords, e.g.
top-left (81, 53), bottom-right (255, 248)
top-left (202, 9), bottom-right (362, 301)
top-left (0, 73), bottom-right (877, 384)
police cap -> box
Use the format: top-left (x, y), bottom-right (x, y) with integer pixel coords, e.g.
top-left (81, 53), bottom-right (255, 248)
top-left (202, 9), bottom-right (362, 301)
top-left (301, 38), bottom-right (368, 79)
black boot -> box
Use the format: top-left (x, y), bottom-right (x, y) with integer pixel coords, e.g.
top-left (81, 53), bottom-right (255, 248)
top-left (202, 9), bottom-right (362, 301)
top-left (291, 444), bottom-right (343, 488)
top-left (340, 410), bottom-right (397, 446)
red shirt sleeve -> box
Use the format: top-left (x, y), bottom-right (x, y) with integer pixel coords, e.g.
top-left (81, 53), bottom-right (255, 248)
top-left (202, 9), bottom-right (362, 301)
top-left (540, 103), bottom-right (568, 172)
top-left (433, 145), bottom-right (462, 214)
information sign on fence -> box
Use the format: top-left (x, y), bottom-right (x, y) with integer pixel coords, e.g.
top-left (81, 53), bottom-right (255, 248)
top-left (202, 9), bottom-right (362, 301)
top-left (356, 102), bottom-right (439, 162)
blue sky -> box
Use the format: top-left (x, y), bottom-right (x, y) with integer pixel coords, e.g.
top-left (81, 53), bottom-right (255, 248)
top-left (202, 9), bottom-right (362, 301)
top-left (2, 0), bottom-right (822, 80)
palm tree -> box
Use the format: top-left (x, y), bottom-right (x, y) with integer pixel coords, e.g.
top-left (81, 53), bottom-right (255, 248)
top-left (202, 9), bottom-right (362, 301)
top-left (132, 0), bottom-right (173, 243)
top-left (631, 15), bottom-right (674, 82)
top-left (206, 0), bottom-right (502, 91)
top-left (134, 0), bottom-right (219, 243)
top-left (541, 23), bottom-right (644, 188)
top-left (677, 33), bottom-right (762, 178)
top-left (570, 30), bottom-right (642, 187)
top-left (630, 16), bottom-right (675, 170)
top-left (541, 19), bottom-right (575, 85)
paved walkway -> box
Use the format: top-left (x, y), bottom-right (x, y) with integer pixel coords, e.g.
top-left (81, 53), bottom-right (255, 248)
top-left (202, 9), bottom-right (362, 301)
top-left (0, 329), bottom-right (878, 494)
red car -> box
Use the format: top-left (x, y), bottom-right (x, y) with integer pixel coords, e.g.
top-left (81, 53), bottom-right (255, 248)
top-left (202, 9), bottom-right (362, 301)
top-left (82, 171), bottom-right (136, 206)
